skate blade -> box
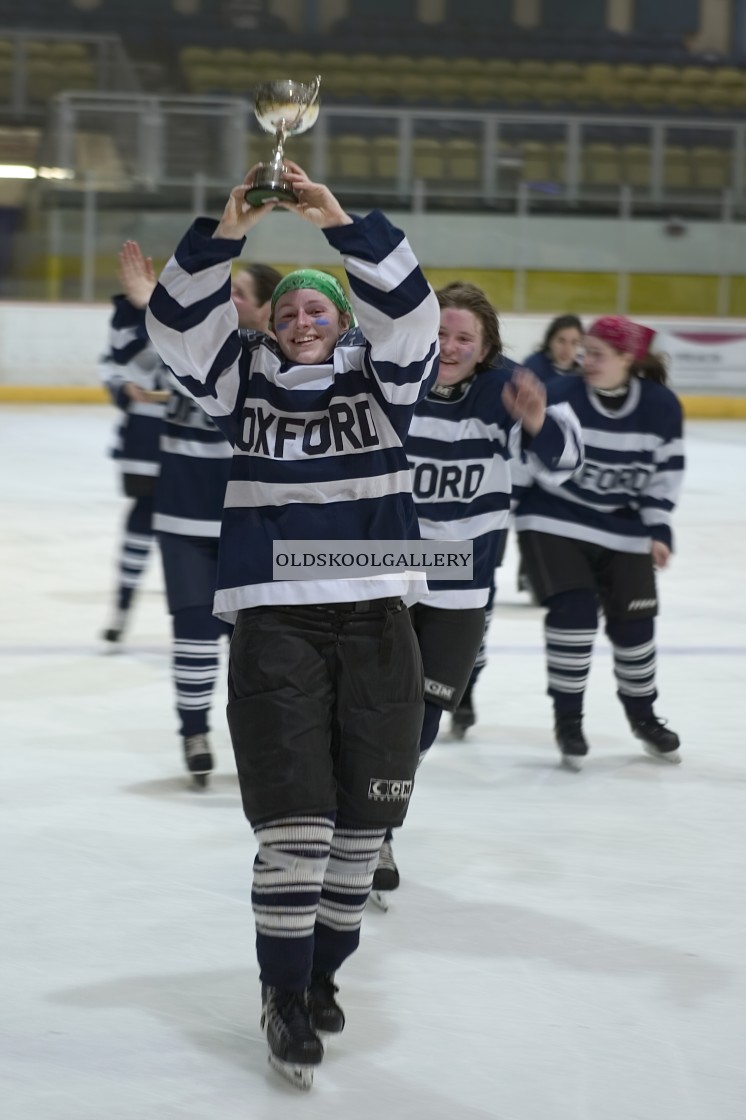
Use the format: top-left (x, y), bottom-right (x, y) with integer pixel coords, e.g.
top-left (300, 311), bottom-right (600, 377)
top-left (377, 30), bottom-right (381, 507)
top-left (369, 890), bottom-right (390, 912)
top-left (643, 745), bottom-right (682, 765)
top-left (560, 754), bottom-right (584, 772)
top-left (267, 1052), bottom-right (314, 1091)
top-left (190, 772), bottom-right (210, 790)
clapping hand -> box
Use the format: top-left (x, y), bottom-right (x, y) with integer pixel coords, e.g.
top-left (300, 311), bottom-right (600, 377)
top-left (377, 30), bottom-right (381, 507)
top-left (119, 241), bottom-right (157, 309)
top-left (502, 368), bottom-right (547, 436)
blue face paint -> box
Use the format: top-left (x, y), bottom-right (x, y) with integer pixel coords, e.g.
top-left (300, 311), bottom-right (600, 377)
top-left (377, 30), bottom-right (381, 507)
top-left (275, 321), bottom-right (289, 331)
top-left (312, 317), bottom-right (330, 325)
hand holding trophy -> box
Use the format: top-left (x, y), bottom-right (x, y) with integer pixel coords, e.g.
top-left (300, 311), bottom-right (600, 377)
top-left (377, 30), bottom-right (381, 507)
top-left (245, 75), bottom-right (321, 205)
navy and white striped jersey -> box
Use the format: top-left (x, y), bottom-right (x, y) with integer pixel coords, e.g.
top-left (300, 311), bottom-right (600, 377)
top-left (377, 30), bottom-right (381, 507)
top-left (153, 383), bottom-right (234, 539)
top-left (146, 211), bottom-right (440, 619)
top-left (514, 376), bottom-right (684, 553)
top-left (522, 350), bottom-right (581, 385)
top-left (99, 295), bottom-right (166, 478)
top-left (406, 362), bottom-right (584, 608)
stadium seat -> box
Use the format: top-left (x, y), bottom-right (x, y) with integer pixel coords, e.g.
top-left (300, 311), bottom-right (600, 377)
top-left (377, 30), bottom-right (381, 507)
top-left (330, 133), bottom-right (372, 179)
top-left (620, 145), bottom-right (651, 189)
top-left (648, 65), bottom-right (679, 85)
top-left (548, 61), bottom-right (583, 82)
top-left (186, 65), bottom-right (225, 95)
top-left (515, 60), bottom-right (552, 81)
top-left (413, 137), bottom-right (445, 180)
top-left (464, 75), bottom-right (497, 105)
top-left (664, 146), bottom-right (692, 190)
top-left (61, 60), bottom-right (96, 91)
top-left (444, 137), bottom-right (480, 184)
top-left (521, 141), bottom-right (552, 183)
top-left (583, 142), bottom-right (621, 188)
top-left (181, 47), bottom-right (215, 69)
top-left (430, 76), bottom-right (464, 105)
top-left (712, 67), bottom-right (743, 87)
top-left (691, 146), bottom-right (730, 191)
top-left (371, 135), bottom-right (399, 180)
top-left (680, 66), bottom-right (710, 87)
top-left (398, 74), bottom-right (434, 103)
top-left (616, 64), bottom-right (648, 85)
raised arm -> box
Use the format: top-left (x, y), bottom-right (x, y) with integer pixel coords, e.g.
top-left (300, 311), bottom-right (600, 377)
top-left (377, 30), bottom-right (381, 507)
top-left (145, 167), bottom-right (277, 427)
top-left (505, 370), bottom-right (584, 496)
top-left (279, 162), bottom-right (440, 411)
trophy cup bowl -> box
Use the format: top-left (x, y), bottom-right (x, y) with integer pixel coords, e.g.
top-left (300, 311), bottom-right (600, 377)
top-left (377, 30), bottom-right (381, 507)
top-left (245, 75), bottom-right (321, 205)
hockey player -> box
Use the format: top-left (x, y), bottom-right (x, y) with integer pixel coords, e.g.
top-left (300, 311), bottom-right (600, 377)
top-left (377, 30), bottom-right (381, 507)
top-left (114, 241), bottom-right (281, 786)
top-left (145, 161), bottom-right (440, 1089)
top-left (522, 314), bottom-right (584, 384)
top-left (99, 257), bottom-right (168, 645)
top-left (372, 281), bottom-right (584, 898)
top-left (514, 315), bottom-right (685, 769)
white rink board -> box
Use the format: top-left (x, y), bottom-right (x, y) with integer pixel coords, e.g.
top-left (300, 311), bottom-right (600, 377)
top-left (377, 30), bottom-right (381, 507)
top-left (2, 302), bottom-right (746, 393)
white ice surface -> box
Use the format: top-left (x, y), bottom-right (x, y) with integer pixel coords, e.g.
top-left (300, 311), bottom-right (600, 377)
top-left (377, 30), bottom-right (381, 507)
top-left (1, 407), bottom-right (745, 1120)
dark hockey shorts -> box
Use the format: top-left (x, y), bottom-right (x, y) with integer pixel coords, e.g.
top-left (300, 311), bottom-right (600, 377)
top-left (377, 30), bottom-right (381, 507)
top-left (409, 602), bottom-right (487, 712)
top-left (227, 598), bottom-right (425, 828)
top-left (518, 531), bottom-right (658, 621)
top-left (158, 532), bottom-right (220, 614)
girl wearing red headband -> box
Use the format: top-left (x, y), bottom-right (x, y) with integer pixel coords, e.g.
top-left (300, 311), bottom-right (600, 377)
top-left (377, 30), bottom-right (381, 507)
top-left (514, 316), bottom-right (685, 769)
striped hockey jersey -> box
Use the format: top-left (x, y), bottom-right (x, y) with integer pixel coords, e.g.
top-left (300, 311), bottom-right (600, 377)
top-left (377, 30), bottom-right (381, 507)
top-left (514, 375), bottom-right (684, 552)
top-left (406, 363), bottom-right (584, 608)
top-left (146, 210), bottom-right (440, 619)
top-left (101, 295), bottom-right (232, 537)
top-left (99, 295), bottom-right (166, 478)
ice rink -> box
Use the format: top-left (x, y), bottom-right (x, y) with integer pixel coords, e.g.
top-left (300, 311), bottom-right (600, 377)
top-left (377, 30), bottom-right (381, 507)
top-left (2, 405), bottom-right (745, 1120)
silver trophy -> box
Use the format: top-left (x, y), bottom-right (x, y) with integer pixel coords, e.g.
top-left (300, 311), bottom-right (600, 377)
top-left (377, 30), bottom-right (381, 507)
top-left (245, 75), bottom-right (321, 204)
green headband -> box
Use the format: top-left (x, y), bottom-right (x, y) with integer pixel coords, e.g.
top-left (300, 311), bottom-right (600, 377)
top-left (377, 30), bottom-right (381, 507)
top-left (270, 269), bottom-right (355, 325)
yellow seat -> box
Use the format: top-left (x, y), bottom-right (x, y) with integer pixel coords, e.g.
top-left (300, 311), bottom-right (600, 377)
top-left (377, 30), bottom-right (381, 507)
top-left (500, 78), bottom-right (531, 105)
top-left (649, 65), bottom-right (679, 85)
top-left (49, 42), bottom-right (89, 63)
top-left (444, 137), bottom-right (480, 184)
top-left (712, 67), bottom-right (743, 87)
top-left (381, 54), bottom-right (415, 74)
top-left (680, 66), bottom-right (710, 86)
top-left (566, 80), bottom-right (596, 107)
top-left (548, 61), bottom-right (583, 82)
top-left (629, 82), bottom-right (666, 109)
top-left (398, 74), bottom-right (434, 103)
top-left (697, 86), bottom-right (732, 113)
top-left (181, 46), bottom-right (216, 68)
top-left (521, 141), bottom-right (552, 183)
top-left (418, 55), bottom-right (448, 75)
top-left (186, 65), bottom-right (225, 95)
top-left (595, 82), bottom-right (630, 109)
top-left (224, 67), bottom-right (252, 95)
top-left (515, 60), bottom-right (552, 81)
top-left (330, 134), bottom-right (372, 179)
top-left (317, 52), bottom-right (348, 73)
top-left (464, 75), bottom-right (497, 105)
top-left (583, 63), bottom-right (615, 86)
top-left (662, 83), bottom-right (699, 111)
top-left (281, 51), bottom-right (317, 71)
top-left (371, 136), bottom-right (399, 179)
top-left (431, 75), bottom-right (464, 104)
top-left (483, 59), bottom-right (516, 78)
top-left (616, 64), bottom-right (648, 85)
top-left (28, 59), bottom-right (57, 101)
top-left (61, 60), bottom-right (96, 91)
top-left (691, 146), bottom-right (730, 190)
top-left (245, 50), bottom-right (282, 69)
top-left (322, 70), bottom-right (364, 99)
top-left (216, 48), bottom-right (250, 68)
top-left (620, 144), bottom-right (651, 189)
top-left (532, 80), bottom-right (568, 107)
top-left (413, 137), bottom-right (445, 180)
top-left (664, 146), bottom-right (692, 190)
top-left (583, 143), bottom-right (621, 188)
top-left (358, 72), bottom-right (401, 101)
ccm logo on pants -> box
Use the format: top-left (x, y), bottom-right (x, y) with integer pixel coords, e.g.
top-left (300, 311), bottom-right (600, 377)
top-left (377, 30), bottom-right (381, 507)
top-left (368, 779), bottom-right (413, 802)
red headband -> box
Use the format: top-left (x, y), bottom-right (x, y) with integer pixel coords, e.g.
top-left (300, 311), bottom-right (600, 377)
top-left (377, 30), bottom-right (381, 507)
top-left (587, 316), bottom-right (655, 361)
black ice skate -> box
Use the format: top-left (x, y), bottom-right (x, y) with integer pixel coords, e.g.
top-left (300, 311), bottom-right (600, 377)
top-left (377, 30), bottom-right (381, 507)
top-left (554, 711), bottom-right (589, 771)
top-left (628, 713), bottom-right (681, 764)
top-left (451, 684), bottom-right (476, 740)
top-left (261, 986), bottom-right (324, 1090)
top-left (182, 733), bottom-right (213, 788)
top-left (370, 839), bottom-right (399, 911)
top-left (101, 610), bottom-right (128, 648)
top-left (308, 972), bottom-right (345, 1034)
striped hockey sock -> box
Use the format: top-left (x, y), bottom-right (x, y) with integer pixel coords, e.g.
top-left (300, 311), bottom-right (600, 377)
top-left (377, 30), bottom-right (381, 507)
top-left (172, 605), bottom-right (228, 737)
top-left (312, 822), bottom-right (386, 976)
top-left (544, 590), bottom-right (598, 712)
top-left (607, 617), bottom-right (657, 716)
top-left (252, 814), bottom-right (335, 992)
top-left (115, 496), bottom-right (154, 614)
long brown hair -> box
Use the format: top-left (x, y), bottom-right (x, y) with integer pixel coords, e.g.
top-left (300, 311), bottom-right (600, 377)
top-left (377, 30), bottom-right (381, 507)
top-left (630, 353), bottom-right (669, 386)
top-left (436, 281), bottom-right (502, 370)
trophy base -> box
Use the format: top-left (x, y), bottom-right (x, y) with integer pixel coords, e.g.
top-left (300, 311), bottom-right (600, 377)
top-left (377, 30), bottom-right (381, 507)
top-left (245, 178), bottom-right (297, 205)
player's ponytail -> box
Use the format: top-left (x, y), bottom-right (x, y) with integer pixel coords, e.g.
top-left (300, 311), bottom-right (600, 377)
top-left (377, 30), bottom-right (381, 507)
top-left (630, 352), bottom-right (669, 386)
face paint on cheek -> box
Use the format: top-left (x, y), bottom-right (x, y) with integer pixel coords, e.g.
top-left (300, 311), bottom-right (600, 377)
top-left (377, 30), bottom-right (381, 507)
top-left (312, 317), bottom-right (330, 326)
top-left (275, 322), bottom-right (289, 331)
